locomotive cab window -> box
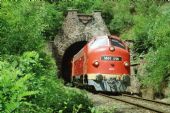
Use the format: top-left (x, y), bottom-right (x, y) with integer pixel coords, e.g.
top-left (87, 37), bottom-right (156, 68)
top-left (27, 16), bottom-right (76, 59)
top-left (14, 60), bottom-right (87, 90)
top-left (109, 38), bottom-right (125, 49)
top-left (89, 37), bottom-right (108, 49)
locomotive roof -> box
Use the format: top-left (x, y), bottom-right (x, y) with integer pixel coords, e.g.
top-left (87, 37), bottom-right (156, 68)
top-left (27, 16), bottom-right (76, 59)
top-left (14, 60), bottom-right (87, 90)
top-left (92, 35), bottom-right (122, 41)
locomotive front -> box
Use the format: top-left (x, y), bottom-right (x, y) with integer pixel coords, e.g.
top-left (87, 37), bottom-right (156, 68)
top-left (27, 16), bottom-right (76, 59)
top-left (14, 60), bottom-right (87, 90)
top-left (86, 35), bottom-right (130, 92)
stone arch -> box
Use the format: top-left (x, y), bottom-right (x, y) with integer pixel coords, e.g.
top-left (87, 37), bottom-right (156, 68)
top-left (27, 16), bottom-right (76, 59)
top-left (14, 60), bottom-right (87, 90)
top-left (62, 36), bottom-right (91, 52)
top-left (54, 34), bottom-right (91, 56)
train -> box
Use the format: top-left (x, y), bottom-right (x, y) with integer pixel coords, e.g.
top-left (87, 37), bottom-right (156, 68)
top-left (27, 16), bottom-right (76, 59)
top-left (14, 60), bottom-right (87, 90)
top-left (71, 35), bottom-right (130, 92)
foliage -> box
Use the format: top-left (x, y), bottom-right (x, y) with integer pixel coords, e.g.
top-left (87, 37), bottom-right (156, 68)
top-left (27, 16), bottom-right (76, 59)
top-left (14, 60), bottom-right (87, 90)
top-left (141, 43), bottom-right (170, 90)
top-left (108, 0), bottom-right (133, 35)
top-left (135, 2), bottom-right (170, 90)
top-left (56, 0), bottom-right (102, 14)
top-left (90, 104), bottom-right (116, 113)
top-left (0, 51), bottom-right (92, 113)
top-left (19, 51), bottom-right (92, 113)
top-left (0, 0), bottom-right (62, 54)
top-left (0, 60), bottom-right (37, 113)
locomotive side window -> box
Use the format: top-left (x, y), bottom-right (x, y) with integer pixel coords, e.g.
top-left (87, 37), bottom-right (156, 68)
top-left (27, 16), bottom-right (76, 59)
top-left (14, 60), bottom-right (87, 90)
top-left (89, 37), bottom-right (108, 49)
top-left (110, 38), bottom-right (125, 49)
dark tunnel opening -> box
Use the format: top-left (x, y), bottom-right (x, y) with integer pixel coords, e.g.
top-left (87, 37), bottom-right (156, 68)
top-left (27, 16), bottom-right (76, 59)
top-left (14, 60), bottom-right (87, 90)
top-left (61, 41), bottom-right (87, 82)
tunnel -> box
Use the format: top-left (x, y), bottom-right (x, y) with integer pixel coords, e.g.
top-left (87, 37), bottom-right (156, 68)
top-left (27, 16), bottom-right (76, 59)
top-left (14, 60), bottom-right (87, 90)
top-left (61, 41), bottom-right (87, 82)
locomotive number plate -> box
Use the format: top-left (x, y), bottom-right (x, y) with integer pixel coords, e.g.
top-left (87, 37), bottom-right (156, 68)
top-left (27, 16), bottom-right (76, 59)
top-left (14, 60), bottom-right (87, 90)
top-left (101, 56), bottom-right (122, 61)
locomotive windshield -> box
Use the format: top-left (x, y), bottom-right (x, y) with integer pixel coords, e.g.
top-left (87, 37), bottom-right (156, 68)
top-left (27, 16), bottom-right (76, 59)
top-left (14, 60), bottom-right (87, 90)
top-left (89, 37), bottom-right (108, 49)
top-left (110, 38), bottom-right (125, 49)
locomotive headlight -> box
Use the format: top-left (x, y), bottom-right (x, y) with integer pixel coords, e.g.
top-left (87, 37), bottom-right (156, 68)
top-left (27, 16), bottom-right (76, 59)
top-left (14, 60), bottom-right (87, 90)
top-left (93, 61), bottom-right (99, 67)
top-left (109, 46), bottom-right (115, 52)
top-left (124, 62), bottom-right (129, 67)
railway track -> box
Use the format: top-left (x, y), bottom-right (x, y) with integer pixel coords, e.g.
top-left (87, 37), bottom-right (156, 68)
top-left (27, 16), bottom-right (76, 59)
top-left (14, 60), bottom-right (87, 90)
top-left (99, 93), bottom-right (170, 113)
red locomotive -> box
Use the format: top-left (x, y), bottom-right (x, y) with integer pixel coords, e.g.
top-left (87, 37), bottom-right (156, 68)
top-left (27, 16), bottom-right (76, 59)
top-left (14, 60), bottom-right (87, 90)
top-left (71, 35), bottom-right (130, 92)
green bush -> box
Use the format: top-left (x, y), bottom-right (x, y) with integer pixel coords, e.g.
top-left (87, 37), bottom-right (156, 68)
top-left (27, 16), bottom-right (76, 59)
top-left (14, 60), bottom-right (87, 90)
top-left (141, 43), bottom-right (170, 90)
top-left (57, 0), bottom-right (102, 14)
top-left (20, 51), bottom-right (92, 113)
top-left (0, 60), bottom-right (37, 113)
top-left (108, 0), bottom-right (133, 35)
top-left (136, 3), bottom-right (170, 90)
top-left (0, 1), bottom-right (62, 54)
top-left (0, 51), bottom-right (92, 113)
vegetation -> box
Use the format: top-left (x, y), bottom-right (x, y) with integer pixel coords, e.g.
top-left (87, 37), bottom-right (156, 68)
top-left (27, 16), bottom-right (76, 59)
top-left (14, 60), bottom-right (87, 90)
top-left (1, 0), bottom-right (170, 112)
top-left (0, 51), bottom-right (92, 112)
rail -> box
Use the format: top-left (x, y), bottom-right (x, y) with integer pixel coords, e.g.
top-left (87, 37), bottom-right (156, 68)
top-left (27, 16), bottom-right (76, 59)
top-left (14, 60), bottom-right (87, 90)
top-left (99, 93), bottom-right (170, 113)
